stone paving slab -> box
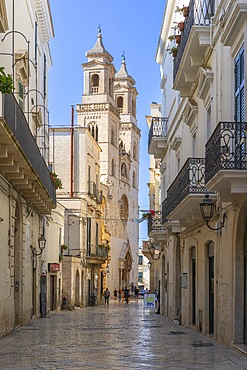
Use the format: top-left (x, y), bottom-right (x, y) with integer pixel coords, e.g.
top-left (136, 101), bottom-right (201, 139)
top-left (0, 301), bottom-right (247, 369)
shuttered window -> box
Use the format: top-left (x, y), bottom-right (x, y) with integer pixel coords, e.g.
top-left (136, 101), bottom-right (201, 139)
top-left (234, 46), bottom-right (245, 163)
top-left (235, 46), bottom-right (244, 122)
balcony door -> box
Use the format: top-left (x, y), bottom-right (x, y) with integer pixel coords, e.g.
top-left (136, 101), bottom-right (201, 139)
top-left (234, 46), bottom-right (245, 165)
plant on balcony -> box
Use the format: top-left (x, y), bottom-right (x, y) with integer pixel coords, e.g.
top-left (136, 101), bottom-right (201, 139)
top-left (175, 5), bottom-right (189, 17)
top-left (167, 46), bottom-right (178, 57)
top-left (177, 21), bottom-right (185, 32)
top-left (168, 34), bottom-right (175, 42)
top-left (175, 34), bottom-right (181, 44)
top-left (0, 67), bottom-right (14, 94)
top-left (50, 171), bottom-right (62, 189)
top-left (98, 242), bottom-right (110, 251)
top-left (61, 244), bottom-right (68, 250)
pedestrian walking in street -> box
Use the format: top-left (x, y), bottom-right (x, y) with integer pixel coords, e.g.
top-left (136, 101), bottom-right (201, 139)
top-left (113, 288), bottom-right (117, 300)
top-left (121, 288), bottom-right (125, 302)
top-left (118, 288), bottom-right (122, 302)
top-left (104, 287), bottom-right (110, 305)
top-left (124, 287), bottom-right (130, 304)
top-left (134, 286), bottom-right (139, 302)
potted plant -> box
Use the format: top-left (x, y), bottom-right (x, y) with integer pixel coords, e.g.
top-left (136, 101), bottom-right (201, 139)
top-left (167, 46), bottom-right (178, 57)
top-left (61, 244), bottom-right (68, 251)
top-left (0, 67), bottom-right (14, 94)
top-left (175, 34), bottom-right (181, 44)
top-left (175, 5), bottom-right (189, 17)
top-left (168, 34), bottom-right (175, 42)
top-left (50, 171), bottom-right (63, 189)
top-left (177, 21), bottom-right (185, 32)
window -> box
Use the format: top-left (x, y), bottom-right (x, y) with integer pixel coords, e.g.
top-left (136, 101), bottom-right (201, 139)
top-left (235, 46), bottom-right (245, 162)
top-left (86, 217), bottom-right (91, 256)
top-left (109, 77), bottom-right (113, 96)
top-left (133, 142), bottom-right (137, 160)
top-left (138, 255), bottom-right (143, 265)
top-left (88, 122), bottom-right (98, 141)
top-left (138, 272), bottom-right (143, 282)
top-left (43, 54), bottom-right (47, 97)
top-left (132, 171), bottom-right (136, 188)
top-left (117, 96), bottom-right (123, 113)
top-left (111, 128), bottom-right (114, 145)
top-left (111, 158), bottom-right (115, 176)
top-left (88, 165), bottom-right (91, 193)
top-left (121, 163), bottom-right (127, 178)
top-left (91, 74), bottom-right (99, 93)
top-left (132, 98), bottom-right (136, 116)
top-left (235, 46), bottom-right (244, 122)
top-left (18, 81), bottom-right (24, 111)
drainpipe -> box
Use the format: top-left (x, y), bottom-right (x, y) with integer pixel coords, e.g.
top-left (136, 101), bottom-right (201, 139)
top-left (70, 105), bottom-right (74, 198)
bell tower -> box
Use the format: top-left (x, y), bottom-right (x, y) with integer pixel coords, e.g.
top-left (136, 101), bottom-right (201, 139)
top-left (77, 28), bottom-right (119, 182)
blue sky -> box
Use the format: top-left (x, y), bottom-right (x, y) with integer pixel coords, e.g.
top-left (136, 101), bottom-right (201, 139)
top-left (48, 0), bottom-right (165, 243)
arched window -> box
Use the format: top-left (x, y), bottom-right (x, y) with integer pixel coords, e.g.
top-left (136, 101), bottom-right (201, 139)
top-left (88, 122), bottom-right (98, 141)
top-left (95, 125), bottom-right (98, 142)
top-left (121, 163), bottom-right (127, 178)
top-left (109, 77), bottom-right (113, 96)
top-left (111, 158), bottom-right (115, 176)
top-left (132, 171), bottom-right (136, 188)
top-left (133, 142), bottom-right (137, 160)
top-left (132, 98), bottom-right (136, 116)
top-left (120, 194), bottom-right (129, 222)
top-left (111, 128), bottom-right (114, 145)
top-left (91, 74), bottom-right (99, 93)
top-left (117, 96), bottom-right (123, 113)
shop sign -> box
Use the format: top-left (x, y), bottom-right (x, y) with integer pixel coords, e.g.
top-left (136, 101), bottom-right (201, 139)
top-left (144, 294), bottom-right (156, 310)
top-left (48, 263), bottom-right (60, 272)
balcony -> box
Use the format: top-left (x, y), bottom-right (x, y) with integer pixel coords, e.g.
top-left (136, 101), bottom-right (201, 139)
top-left (173, 0), bottom-right (214, 96)
top-left (147, 211), bottom-right (167, 245)
top-left (0, 93), bottom-right (56, 214)
top-left (162, 158), bottom-right (209, 226)
top-left (148, 117), bottom-right (168, 159)
top-left (86, 244), bottom-right (108, 264)
top-left (88, 181), bottom-right (97, 198)
top-left (205, 121), bottom-right (247, 201)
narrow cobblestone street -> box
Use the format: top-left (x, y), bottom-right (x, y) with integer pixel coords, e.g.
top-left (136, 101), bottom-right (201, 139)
top-left (1, 300), bottom-right (247, 370)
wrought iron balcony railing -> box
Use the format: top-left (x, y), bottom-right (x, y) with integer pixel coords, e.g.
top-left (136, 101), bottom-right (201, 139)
top-left (148, 117), bottom-right (168, 150)
top-left (2, 93), bottom-right (56, 205)
top-left (205, 121), bottom-right (247, 183)
top-left (162, 157), bottom-right (207, 221)
top-left (147, 211), bottom-right (166, 235)
top-left (173, 0), bottom-right (215, 82)
top-left (96, 245), bottom-right (108, 259)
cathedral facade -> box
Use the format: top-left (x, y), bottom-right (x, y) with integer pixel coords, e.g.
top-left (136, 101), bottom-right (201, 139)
top-left (77, 29), bottom-right (140, 294)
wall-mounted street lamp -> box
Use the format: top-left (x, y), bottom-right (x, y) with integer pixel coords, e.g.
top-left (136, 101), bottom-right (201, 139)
top-left (31, 235), bottom-right (46, 256)
top-left (200, 194), bottom-right (226, 231)
top-left (148, 242), bottom-right (164, 260)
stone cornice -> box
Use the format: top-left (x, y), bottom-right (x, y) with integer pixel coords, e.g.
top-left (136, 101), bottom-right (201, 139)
top-left (34, 0), bottom-right (54, 43)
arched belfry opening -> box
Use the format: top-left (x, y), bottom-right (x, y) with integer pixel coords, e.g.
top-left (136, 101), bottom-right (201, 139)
top-left (91, 74), bottom-right (99, 93)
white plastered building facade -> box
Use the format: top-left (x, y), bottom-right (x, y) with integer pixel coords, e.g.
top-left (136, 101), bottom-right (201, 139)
top-left (0, 0), bottom-right (65, 338)
top-left (147, 0), bottom-right (247, 350)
